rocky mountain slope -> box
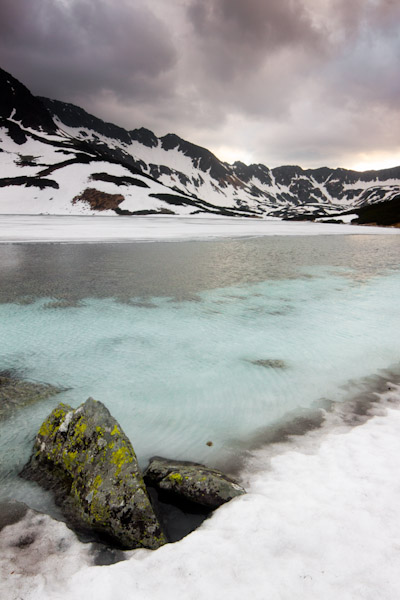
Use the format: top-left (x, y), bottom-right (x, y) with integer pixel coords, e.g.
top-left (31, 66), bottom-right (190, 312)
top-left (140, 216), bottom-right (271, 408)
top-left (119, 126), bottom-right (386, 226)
top-left (1, 66), bottom-right (399, 222)
top-left (0, 68), bottom-right (246, 217)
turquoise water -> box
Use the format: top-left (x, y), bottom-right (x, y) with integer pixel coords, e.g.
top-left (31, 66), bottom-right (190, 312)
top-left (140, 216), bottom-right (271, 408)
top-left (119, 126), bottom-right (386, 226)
top-left (0, 235), bottom-right (399, 515)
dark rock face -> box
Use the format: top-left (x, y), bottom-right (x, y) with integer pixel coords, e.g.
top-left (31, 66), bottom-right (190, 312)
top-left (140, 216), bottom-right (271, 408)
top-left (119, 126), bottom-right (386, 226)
top-left (160, 133), bottom-right (231, 180)
top-left (130, 127), bottom-right (158, 148)
top-left (0, 372), bottom-right (61, 421)
top-left (144, 457), bottom-right (245, 509)
top-left (0, 68), bottom-right (56, 133)
top-left (21, 398), bottom-right (166, 550)
top-left (40, 97), bottom-right (131, 144)
top-left (350, 195), bottom-right (400, 226)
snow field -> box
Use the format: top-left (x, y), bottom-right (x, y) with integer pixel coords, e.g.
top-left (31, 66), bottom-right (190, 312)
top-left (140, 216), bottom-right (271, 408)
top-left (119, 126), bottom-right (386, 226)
top-left (0, 214), bottom-right (399, 243)
top-left (2, 385), bottom-right (400, 600)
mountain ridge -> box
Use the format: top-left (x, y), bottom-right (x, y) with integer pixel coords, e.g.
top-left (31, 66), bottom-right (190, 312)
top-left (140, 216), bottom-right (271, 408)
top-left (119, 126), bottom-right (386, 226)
top-left (0, 66), bottom-right (399, 223)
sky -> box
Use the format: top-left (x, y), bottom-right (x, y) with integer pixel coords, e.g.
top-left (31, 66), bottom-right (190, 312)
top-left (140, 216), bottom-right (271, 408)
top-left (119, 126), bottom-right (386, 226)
top-left (1, 0), bottom-right (399, 170)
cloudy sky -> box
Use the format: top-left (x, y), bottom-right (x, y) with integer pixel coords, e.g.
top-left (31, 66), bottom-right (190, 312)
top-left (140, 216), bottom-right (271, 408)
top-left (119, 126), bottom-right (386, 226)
top-left (1, 0), bottom-right (399, 170)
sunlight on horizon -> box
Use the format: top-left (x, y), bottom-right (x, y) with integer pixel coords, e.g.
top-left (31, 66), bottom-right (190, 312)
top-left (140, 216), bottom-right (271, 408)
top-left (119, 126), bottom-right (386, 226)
top-left (215, 146), bottom-right (400, 172)
top-left (350, 152), bottom-right (400, 172)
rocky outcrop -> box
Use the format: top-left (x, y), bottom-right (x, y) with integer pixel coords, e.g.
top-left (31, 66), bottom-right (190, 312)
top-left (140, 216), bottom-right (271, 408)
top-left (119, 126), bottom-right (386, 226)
top-left (0, 372), bottom-right (61, 421)
top-left (21, 398), bottom-right (166, 550)
top-left (72, 188), bottom-right (125, 211)
top-left (144, 457), bottom-right (245, 509)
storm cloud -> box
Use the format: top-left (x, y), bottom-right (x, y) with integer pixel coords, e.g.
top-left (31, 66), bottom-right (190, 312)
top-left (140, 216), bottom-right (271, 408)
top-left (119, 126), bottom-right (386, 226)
top-left (1, 0), bottom-right (399, 169)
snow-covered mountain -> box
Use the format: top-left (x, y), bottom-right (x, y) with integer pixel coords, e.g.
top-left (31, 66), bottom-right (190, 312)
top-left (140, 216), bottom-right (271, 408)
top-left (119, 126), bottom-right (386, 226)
top-left (1, 66), bottom-right (399, 222)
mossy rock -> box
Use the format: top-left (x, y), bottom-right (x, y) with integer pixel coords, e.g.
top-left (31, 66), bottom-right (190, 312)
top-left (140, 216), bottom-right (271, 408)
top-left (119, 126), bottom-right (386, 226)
top-left (20, 398), bottom-right (166, 550)
top-left (144, 457), bottom-right (245, 509)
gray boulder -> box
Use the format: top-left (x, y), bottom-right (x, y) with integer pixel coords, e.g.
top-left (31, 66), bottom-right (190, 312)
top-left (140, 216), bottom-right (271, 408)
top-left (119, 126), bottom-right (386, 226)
top-left (144, 457), bottom-right (245, 509)
top-left (21, 398), bottom-right (166, 550)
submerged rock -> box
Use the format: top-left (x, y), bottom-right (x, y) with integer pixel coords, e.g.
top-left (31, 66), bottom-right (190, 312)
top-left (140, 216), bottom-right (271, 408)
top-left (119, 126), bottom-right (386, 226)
top-left (249, 359), bottom-right (287, 369)
top-left (0, 371), bottom-right (62, 421)
top-left (20, 398), bottom-right (166, 550)
top-left (144, 457), bottom-right (245, 509)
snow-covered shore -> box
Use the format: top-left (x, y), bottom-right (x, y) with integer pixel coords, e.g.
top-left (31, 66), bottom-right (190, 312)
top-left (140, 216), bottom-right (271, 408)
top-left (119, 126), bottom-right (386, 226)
top-left (0, 214), bottom-right (399, 243)
top-left (1, 217), bottom-right (400, 600)
top-left (2, 383), bottom-right (400, 600)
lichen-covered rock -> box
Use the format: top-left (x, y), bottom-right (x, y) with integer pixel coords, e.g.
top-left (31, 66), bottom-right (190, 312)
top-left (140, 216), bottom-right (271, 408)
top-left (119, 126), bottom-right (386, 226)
top-left (20, 398), bottom-right (166, 550)
top-left (144, 457), bottom-right (245, 509)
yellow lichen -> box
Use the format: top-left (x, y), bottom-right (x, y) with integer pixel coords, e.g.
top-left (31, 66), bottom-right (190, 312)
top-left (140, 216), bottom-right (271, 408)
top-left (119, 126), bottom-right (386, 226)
top-left (63, 450), bottom-right (78, 470)
top-left (74, 419), bottom-right (87, 437)
top-left (168, 472), bottom-right (183, 484)
top-left (38, 406), bottom-right (68, 438)
top-left (111, 446), bottom-right (132, 476)
top-left (93, 474), bottom-right (102, 491)
top-left (111, 424), bottom-right (120, 436)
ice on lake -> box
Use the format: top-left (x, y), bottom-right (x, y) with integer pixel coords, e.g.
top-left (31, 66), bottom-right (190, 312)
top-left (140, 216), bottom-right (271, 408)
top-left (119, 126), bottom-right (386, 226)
top-left (0, 219), bottom-right (399, 599)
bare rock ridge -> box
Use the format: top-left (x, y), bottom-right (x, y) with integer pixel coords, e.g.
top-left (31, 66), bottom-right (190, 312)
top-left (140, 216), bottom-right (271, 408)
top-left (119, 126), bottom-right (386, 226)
top-left (0, 68), bottom-right (56, 134)
top-left (21, 398), bottom-right (245, 549)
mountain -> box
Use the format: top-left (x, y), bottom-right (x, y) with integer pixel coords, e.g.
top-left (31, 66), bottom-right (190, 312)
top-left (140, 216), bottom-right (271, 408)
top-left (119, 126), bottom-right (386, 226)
top-left (0, 66), bottom-right (399, 223)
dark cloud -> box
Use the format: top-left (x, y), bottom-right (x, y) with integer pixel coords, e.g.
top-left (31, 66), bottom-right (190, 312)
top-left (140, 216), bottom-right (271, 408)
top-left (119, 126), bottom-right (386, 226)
top-left (0, 0), bottom-right (177, 102)
top-left (184, 0), bottom-right (325, 115)
top-left (188, 0), bottom-right (322, 64)
top-left (0, 0), bottom-right (399, 169)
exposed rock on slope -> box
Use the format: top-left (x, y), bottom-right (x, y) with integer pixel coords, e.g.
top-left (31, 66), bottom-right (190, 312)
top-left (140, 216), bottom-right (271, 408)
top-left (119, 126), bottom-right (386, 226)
top-left (21, 398), bottom-right (166, 550)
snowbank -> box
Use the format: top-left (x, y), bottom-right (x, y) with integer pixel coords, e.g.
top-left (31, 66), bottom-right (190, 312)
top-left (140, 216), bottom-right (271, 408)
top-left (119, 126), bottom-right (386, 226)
top-left (3, 384), bottom-right (400, 600)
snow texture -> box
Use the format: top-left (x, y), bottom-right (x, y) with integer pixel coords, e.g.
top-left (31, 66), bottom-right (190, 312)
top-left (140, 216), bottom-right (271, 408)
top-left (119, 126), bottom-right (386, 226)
top-left (0, 215), bottom-right (398, 243)
top-left (2, 385), bottom-right (400, 600)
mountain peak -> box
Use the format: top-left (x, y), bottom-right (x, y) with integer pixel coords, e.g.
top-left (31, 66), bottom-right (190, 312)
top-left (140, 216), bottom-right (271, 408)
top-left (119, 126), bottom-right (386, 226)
top-left (129, 127), bottom-right (158, 148)
top-left (0, 67), bottom-right (56, 133)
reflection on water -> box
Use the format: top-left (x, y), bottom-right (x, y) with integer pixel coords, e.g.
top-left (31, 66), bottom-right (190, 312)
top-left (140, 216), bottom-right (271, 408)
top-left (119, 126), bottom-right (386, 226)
top-left (0, 235), bottom-right (399, 303)
top-left (0, 235), bottom-right (399, 517)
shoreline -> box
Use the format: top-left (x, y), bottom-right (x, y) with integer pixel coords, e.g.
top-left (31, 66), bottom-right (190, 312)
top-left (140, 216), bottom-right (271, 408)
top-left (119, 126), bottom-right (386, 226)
top-left (0, 214), bottom-right (400, 244)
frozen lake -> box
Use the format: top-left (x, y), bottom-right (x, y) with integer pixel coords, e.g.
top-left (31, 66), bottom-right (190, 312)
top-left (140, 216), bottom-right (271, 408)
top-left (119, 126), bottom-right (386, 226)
top-left (1, 217), bottom-right (399, 600)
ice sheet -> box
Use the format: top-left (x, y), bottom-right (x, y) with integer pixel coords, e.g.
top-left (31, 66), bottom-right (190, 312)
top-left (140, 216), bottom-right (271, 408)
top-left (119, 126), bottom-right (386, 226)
top-left (0, 214), bottom-right (399, 243)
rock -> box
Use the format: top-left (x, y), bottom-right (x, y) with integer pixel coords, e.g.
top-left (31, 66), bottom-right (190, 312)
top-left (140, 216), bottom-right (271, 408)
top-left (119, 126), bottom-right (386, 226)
top-left (20, 398), bottom-right (166, 550)
top-left (144, 457), bottom-right (245, 509)
top-left (249, 359), bottom-right (287, 369)
top-left (0, 500), bottom-right (28, 531)
top-left (0, 371), bottom-right (62, 421)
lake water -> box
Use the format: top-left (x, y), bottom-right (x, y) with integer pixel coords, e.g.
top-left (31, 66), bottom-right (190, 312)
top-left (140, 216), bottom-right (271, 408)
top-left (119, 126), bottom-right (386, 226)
top-left (0, 234), bottom-right (399, 518)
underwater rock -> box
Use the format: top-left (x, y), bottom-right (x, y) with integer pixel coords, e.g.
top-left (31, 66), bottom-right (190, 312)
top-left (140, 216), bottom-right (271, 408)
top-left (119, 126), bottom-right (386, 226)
top-left (20, 398), bottom-right (166, 550)
top-left (249, 359), bottom-right (287, 369)
top-left (0, 371), bottom-right (62, 421)
top-left (0, 500), bottom-right (29, 531)
top-left (144, 457), bottom-right (245, 509)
